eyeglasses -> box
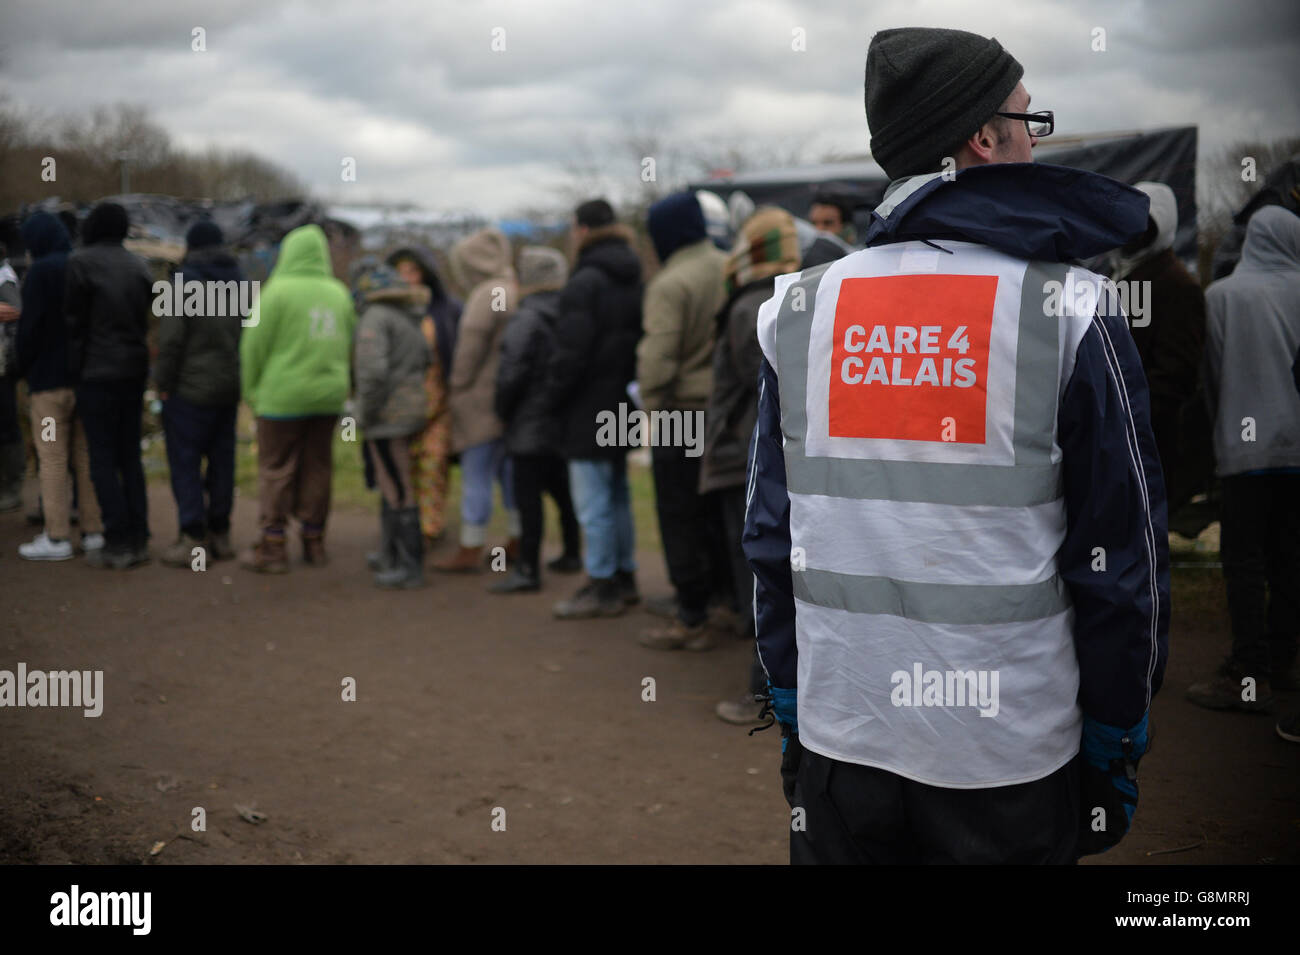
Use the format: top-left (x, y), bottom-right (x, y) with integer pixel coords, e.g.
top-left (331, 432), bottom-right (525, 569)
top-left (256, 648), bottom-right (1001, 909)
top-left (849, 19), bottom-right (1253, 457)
top-left (994, 110), bottom-right (1054, 138)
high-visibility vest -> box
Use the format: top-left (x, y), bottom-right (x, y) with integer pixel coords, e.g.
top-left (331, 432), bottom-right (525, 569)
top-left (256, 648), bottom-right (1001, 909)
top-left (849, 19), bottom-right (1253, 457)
top-left (756, 240), bottom-right (1111, 788)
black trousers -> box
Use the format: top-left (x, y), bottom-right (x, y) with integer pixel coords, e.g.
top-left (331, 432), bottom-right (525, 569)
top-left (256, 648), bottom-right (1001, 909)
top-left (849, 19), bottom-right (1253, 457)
top-left (650, 442), bottom-right (721, 624)
top-left (162, 395), bottom-right (236, 538)
top-left (718, 483), bottom-right (765, 693)
top-left (1222, 473), bottom-right (1300, 675)
top-left (512, 453), bottom-right (580, 572)
top-left (77, 378), bottom-right (150, 552)
top-left (786, 739), bottom-right (1080, 864)
top-left (0, 373), bottom-right (19, 445)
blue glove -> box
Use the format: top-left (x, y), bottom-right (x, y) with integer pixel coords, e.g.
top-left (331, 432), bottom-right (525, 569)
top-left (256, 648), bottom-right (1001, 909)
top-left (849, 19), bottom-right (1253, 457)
top-left (769, 684), bottom-right (798, 751)
top-left (1077, 713), bottom-right (1148, 855)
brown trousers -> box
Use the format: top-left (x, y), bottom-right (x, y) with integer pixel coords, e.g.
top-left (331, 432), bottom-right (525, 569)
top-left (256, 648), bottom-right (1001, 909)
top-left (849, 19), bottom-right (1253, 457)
top-left (255, 416), bottom-right (337, 533)
top-left (29, 387), bottom-right (103, 540)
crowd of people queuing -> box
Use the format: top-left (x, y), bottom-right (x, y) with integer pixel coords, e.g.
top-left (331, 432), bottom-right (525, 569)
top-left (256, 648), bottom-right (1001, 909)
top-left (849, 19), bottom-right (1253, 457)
top-left (0, 170), bottom-right (1296, 733)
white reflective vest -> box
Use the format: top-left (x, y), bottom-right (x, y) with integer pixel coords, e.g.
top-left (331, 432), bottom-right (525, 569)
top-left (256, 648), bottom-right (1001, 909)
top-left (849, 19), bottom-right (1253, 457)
top-left (756, 240), bottom-right (1109, 788)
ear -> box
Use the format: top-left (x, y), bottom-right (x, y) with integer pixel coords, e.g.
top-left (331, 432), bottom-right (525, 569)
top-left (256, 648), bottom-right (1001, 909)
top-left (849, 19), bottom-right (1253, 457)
top-left (962, 122), bottom-right (999, 164)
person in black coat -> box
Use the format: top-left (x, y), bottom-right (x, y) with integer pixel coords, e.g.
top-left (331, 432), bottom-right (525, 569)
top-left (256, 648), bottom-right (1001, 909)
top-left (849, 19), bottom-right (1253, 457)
top-left (155, 220), bottom-right (246, 567)
top-left (490, 246), bottom-right (582, 593)
top-left (543, 199), bottom-right (644, 619)
top-left (66, 201), bottom-right (155, 569)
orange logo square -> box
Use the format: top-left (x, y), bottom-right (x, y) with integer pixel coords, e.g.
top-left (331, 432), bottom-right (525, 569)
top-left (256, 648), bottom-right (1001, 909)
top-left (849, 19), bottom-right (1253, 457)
top-left (828, 274), bottom-right (998, 443)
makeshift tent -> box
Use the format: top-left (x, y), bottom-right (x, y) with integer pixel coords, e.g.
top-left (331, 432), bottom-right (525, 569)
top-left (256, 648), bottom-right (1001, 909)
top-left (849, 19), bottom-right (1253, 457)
top-left (691, 125), bottom-right (1199, 265)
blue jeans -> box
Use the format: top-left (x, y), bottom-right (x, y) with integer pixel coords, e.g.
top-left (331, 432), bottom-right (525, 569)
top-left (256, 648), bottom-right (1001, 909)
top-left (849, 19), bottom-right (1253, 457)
top-left (569, 456), bottom-right (635, 580)
top-left (460, 439), bottom-right (513, 541)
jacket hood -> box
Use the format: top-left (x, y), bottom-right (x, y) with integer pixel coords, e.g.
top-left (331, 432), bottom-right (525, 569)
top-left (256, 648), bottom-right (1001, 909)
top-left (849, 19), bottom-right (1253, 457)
top-left (450, 227), bottom-right (511, 292)
top-left (1110, 180), bottom-right (1178, 277)
top-left (82, 201), bottom-right (129, 245)
top-left (725, 206), bottom-right (800, 294)
top-left (21, 211), bottom-right (72, 259)
top-left (1139, 181), bottom-right (1178, 255)
top-left (1237, 205), bottom-right (1300, 273)
top-left (182, 246), bottom-right (244, 284)
top-left (272, 224), bottom-right (332, 279)
top-left (576, 223), bottom-right (641, 285)
top-left (864, 162), bottom-right (1151, 263)
top-left (517, 245), bottom-right (568, 295)
top-left (386, 245), bottom-right (450, 301)
top-left (647, 192), bottom-right (707, 263)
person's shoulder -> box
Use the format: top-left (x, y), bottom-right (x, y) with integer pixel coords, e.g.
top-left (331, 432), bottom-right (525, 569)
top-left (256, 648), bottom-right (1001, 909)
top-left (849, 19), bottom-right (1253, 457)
top-left (645, 261), bottom-right (682, 294)
top-left (320, 277), bottom-right (355, 310)
top-left (562, 263), bottom-right (602, 296)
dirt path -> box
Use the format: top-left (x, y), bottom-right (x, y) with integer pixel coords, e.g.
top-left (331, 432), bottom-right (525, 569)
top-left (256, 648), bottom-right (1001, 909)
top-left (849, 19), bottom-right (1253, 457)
top-left (1, 484), bottom-right (1296, 864)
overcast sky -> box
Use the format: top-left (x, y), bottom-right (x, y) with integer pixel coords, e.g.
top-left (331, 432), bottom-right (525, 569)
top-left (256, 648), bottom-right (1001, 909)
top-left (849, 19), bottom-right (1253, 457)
top-left (2, 0), bottom-right (1298, 216)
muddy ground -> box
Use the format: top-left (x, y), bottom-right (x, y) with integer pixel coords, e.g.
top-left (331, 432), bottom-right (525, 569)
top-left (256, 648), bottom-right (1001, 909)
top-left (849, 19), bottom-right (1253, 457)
top-left (1, 482), bottom-right (1297, 865)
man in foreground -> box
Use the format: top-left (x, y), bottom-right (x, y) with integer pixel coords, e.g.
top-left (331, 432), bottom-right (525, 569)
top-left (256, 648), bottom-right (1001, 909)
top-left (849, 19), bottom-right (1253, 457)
top-left (745, 27), bottom-right (1169, 863)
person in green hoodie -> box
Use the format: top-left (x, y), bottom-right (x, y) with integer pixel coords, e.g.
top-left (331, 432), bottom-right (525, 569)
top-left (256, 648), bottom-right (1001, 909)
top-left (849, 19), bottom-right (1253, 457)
top-left (240, 224), bottom-right (356, 573)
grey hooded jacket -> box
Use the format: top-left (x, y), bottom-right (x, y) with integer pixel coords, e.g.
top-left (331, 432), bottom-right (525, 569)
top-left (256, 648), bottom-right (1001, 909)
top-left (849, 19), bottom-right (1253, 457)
top-left (353, 284), bottom-right (432, 440)
top-left (1204, 206), bottom-right (1300, 476)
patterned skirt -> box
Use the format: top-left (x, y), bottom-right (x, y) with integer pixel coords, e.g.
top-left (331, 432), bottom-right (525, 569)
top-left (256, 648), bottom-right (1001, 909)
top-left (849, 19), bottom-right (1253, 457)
top-left (410, 316), bottom-right (451, 539)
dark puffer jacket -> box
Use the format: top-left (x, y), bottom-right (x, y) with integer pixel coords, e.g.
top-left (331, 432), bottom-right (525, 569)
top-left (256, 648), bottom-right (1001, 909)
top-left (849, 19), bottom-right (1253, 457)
top-left (543, 225), bottom-right (643, 459)
top-left (153, 247), bottom-right (245, 406)
top-left (14, 213), bottom-right (73, 393)
top-left (65, 240), bottom-right (154, 384)
top-left (495, 289), bottom-right (562, 457)
top-left (698, 279), bottom-right (775, 493)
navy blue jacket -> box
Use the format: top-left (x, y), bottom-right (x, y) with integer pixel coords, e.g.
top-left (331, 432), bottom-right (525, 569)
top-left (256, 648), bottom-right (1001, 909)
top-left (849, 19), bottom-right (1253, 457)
top-left (15, 213), bottom-right (74, 393)
top-left (743, 163), bottom-right (1171, 732)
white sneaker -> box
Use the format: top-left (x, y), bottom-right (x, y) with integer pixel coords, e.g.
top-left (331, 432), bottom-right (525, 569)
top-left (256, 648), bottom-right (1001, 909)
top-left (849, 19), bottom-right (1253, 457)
top-left (19, 533), bottom-right (74, 561)
top-left (81, 533), bottom-right (105, 552)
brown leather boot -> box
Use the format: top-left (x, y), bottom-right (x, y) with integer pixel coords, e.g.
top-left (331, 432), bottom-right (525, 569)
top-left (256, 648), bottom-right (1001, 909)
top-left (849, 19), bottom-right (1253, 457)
top-left (433, 545), bottom-right (484, 573)
top-left (241, 533), bottom-right (289, 574)
top-left (301, 533), bottom-right (329, 566)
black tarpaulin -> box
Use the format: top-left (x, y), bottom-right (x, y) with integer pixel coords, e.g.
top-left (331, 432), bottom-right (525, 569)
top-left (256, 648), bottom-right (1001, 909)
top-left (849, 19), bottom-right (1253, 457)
top-left (692, 125), bottom-right (1199, 265)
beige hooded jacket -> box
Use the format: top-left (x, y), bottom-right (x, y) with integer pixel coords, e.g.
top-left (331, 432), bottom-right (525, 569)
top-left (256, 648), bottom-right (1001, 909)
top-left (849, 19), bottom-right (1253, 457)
top-left (447, 227), bottom-right (518, 452)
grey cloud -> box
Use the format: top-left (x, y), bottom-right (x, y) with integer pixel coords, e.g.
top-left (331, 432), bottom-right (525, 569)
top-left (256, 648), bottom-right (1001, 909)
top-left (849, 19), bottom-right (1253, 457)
top-left (1, 0), bottom-right (1297, 215)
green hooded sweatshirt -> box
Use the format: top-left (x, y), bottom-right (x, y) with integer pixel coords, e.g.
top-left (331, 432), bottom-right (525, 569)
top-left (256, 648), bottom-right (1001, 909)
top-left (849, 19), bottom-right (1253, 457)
top-left (240, 225), bottom-right (357, 417)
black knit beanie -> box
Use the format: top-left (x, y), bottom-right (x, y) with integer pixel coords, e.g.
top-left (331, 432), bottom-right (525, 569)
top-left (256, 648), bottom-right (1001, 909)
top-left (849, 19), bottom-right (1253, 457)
top-left (865, 27), bottom-right (1024, 181)
top-left (82, 201), bottom-right (130, 245)
top-left (186, 219), bottom-right (224, 250)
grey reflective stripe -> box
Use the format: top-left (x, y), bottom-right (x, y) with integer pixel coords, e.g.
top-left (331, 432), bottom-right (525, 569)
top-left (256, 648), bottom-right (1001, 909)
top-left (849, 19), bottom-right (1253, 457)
top-left (793, 568), bottom-right (1070, 624)
top-left (786, 455), bottom-right (1061, 505)
top-left (773, 263), bottom-right (834, 455)
top-left (1013, 262), bottom-right (1069, 465)
top-left (874, 173), bottom-right (946, 220)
